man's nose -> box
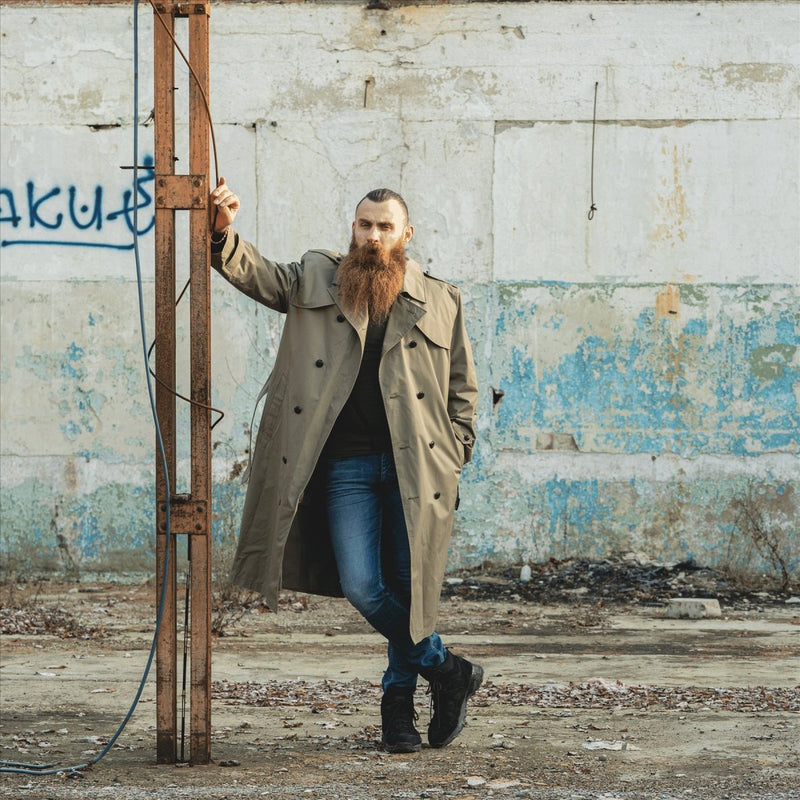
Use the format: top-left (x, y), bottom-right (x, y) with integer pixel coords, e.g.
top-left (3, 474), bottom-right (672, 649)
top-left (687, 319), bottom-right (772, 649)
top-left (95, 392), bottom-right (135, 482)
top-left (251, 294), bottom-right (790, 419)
top-left (366, 227), bottom-right (380, 242)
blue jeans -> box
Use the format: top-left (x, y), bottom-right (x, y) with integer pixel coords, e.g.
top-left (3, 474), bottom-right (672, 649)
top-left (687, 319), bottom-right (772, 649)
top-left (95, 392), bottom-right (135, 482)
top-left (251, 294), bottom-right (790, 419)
top-left (325, 452), bottom-right (447, 690)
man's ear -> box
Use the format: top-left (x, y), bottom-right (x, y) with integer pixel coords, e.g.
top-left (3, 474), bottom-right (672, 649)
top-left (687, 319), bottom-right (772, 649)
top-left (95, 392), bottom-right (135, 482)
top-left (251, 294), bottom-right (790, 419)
top-left (404, 224), bottom-right (414, 243)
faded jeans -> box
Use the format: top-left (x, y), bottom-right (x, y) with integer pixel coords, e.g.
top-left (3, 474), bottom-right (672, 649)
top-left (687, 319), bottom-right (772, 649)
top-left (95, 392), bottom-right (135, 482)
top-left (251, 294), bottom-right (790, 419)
top-left (325, 452), bottom-right (447, 690)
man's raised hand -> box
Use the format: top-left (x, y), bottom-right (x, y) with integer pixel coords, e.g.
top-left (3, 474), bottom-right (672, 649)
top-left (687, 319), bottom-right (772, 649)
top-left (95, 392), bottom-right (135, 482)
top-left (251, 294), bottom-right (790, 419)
top-left (209, 177), bottom-right (240, 234)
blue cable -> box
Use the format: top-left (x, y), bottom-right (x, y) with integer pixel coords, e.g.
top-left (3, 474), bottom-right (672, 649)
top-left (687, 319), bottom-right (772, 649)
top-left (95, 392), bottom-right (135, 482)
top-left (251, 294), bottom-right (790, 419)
top-left (0, 0), bottom-right (174, 776)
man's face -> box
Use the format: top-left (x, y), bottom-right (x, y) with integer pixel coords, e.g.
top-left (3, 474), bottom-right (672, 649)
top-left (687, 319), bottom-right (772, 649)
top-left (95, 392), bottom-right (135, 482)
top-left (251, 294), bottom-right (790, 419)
top-left (351, 198), bottom-right (413, 251)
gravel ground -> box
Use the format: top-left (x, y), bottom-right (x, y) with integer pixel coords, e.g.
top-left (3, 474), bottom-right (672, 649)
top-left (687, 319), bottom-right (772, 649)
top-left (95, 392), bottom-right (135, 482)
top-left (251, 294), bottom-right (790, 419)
top-left (1, 561), bottom-right (798, 800)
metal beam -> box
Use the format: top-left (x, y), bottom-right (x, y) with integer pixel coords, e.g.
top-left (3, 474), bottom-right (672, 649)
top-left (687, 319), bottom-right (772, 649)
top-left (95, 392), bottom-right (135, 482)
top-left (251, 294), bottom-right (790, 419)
top-left (187, 2), bottom-right (212, 767)
top-left (154, 2), bottom-right (177, 764)
top-left (153, 0), bottom-right (212, 766)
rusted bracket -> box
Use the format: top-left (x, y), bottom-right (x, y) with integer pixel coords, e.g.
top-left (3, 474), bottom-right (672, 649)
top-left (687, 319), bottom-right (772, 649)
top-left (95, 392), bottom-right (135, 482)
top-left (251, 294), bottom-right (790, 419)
top-left (155, 2), bottom-right (209, 17)
top-left (155, 175), bottom-right (207, 210)
top-left (157, 495), bottom-right (208, 535)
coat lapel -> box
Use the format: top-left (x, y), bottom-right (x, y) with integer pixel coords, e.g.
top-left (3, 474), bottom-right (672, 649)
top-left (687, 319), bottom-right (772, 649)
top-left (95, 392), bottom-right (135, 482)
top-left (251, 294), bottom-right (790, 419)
top-left (328, 257), bottom-right (427, 351)
top-left (328, 285), bottom-right (368, 346)
top-left (382, 259), bottom-right (427, 354)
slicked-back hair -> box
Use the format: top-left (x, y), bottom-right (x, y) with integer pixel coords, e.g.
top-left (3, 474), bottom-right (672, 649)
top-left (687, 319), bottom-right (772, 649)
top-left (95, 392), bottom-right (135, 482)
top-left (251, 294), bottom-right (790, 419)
top-left (356, 188), bottom-right (409, 225)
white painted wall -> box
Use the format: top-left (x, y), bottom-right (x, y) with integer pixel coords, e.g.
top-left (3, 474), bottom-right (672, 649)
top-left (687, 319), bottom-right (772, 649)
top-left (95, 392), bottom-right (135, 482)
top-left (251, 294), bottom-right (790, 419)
top-left (1, 2), bottom-right (798, 577)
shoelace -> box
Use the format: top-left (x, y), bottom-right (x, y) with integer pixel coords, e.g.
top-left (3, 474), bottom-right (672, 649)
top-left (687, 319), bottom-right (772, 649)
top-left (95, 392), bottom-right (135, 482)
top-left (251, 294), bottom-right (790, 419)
top-left (385, 697), bottom-right (419, 732)
top-left (425, 681), bottom-right (443, 719)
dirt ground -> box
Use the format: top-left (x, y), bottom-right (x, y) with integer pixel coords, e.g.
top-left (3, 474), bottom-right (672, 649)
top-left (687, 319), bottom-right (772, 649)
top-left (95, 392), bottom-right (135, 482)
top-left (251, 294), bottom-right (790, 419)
top-left (1, 565), bottom-right (798, 800)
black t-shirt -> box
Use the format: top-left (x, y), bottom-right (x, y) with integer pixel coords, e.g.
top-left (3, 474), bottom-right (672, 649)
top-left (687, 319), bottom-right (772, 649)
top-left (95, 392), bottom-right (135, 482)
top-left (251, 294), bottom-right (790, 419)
top-left (324, 317), bottom-right (392, 459)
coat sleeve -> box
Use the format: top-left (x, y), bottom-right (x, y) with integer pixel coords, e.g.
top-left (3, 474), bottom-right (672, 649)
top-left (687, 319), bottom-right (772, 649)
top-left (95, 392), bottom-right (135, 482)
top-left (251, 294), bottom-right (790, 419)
top-left (211, 228), bottom-right (300, 313)
top-left (448, 290), bottom-right (479, 464)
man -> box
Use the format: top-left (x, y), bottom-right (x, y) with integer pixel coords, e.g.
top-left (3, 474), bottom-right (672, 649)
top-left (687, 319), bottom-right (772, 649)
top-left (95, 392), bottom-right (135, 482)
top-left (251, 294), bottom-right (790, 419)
top-left (209, 178), bottom-right (482, 753)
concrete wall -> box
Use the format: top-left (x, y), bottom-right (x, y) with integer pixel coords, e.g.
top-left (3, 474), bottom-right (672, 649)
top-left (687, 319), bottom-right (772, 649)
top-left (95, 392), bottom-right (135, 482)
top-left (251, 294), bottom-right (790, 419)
top-left (1, 1), bottom-right (798, 579)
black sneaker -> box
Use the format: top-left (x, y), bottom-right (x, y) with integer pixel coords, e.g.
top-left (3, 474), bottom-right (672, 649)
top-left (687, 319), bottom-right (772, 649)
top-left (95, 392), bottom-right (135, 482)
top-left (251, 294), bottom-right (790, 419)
top-left (420, 652), bottom-right (483, 748)
top-left (380, 686), bottom-right (422, 753)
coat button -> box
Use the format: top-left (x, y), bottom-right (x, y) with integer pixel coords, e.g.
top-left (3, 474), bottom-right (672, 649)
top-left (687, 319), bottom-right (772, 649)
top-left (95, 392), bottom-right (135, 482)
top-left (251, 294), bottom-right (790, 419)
top-left (294, 406), bottom-right (302, 414)
top-left (337, 314), bottom-right (346, 322)
top-left (282, 456), bottom-right (288, 464)
top-left (408, 340), bottom-right (417, 348)
top-left (429, 441), bottom-right (435, 448)
top-left (433, 491), bottom-right (441, 499)
top-left (416, 391), bottom-right (425, 399)
top-left (315, 359), bottom-right (324, 367)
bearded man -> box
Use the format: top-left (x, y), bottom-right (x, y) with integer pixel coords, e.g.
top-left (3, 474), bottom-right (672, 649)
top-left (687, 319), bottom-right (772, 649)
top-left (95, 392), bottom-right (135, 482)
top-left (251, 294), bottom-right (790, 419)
top-left (209, 180), bottom-right (481, 753)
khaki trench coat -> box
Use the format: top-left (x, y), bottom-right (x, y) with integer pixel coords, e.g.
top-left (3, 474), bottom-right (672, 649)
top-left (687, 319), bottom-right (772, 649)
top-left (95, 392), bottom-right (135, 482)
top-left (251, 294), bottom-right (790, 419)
top-left (212, 231), bottom-right (478, 643)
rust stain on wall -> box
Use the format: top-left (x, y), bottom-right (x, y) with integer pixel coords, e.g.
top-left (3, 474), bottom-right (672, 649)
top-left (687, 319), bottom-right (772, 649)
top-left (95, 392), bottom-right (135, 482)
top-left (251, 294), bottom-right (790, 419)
top-left (656, 284), bottom-right (681, 318)
top-left (652, 144), bottom-right (689, 246)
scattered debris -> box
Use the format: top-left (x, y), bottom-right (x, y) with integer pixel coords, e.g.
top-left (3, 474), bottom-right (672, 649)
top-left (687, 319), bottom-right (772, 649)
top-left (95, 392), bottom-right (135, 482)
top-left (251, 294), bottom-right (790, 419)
top-left (666, 597), bottom-right (723, 618)
top-left (213, 678), bottom-right (799, 713)
top-left (441, 555), bottom-right (796, 608)
top-left (582, 740), bottom-right (640, 751)
top-left (214, 678), bottom-right (381, 713)
top-left (477, 681), bottom-right (799, 712)
top-left (0, 603), bottom-right (105, 639)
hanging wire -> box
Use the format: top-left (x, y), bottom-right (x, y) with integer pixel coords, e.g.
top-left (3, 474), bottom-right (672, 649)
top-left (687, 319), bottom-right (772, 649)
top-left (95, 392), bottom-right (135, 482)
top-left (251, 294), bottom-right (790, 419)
top-left (0, 0), bottom-right (174, 776)
top-left (147, 0), bottom-right (220, 187)
top-left (147, 325), bottom-right (226, 430)
top-left (3, 0), bottom-right (233, 775)
top-left (179, 563), bottom-right (192, 762)
top-left (588, 81), bottom-right (599, 221)
top-left (144, 0), bottom-right (225, 429)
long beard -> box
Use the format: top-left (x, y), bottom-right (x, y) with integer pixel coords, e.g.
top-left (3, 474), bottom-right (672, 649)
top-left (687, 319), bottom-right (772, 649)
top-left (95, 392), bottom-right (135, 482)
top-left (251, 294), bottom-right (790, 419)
top-left (336, 237), bottom-right (406, 323)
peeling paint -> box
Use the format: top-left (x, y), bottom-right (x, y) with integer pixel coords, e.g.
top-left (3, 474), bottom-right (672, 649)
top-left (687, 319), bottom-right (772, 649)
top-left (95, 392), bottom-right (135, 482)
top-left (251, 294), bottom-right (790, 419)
top-left (489, 285), bottom-right (798, 457)
top-left (749, 345), bottom-right (797, 381)
top-left (702, 62), bottom-right (790, 89)
top-left (652, 144), bottom-right (690, 246)
top-left (453, 461), bottom-right (799, 577)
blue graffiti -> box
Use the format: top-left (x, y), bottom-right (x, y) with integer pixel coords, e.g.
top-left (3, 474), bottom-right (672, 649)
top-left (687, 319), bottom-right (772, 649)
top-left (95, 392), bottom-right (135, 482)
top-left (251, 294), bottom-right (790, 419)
top-left (0, 156), bottom-right (155, 251)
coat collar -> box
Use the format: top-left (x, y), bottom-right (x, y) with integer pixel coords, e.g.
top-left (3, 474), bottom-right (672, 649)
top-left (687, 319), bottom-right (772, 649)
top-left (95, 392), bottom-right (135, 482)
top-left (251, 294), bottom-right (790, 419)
top-left (399, 259), bottom-right (427, 305)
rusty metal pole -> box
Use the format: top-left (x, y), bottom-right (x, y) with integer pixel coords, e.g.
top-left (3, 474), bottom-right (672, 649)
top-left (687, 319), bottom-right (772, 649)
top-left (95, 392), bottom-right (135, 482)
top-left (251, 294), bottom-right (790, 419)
top-left (187, 2), bottom-right (212, 766)
top-left (153, 3), bottom-right (178, 765)
top-left (153, 0), bottom-right (212, 766)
